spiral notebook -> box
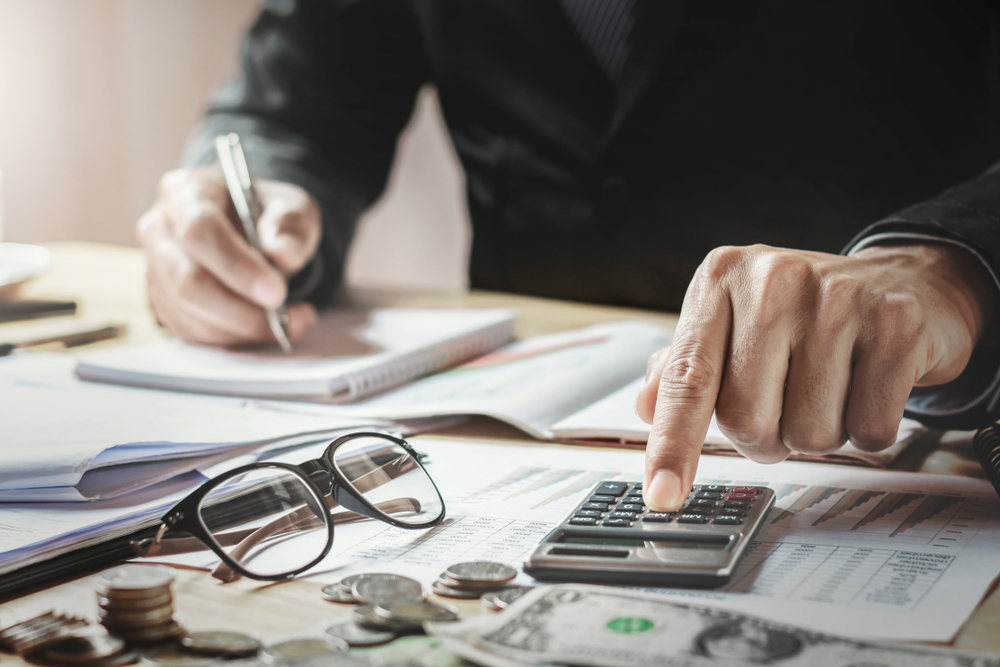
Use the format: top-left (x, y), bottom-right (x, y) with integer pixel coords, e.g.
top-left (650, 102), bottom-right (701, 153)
top-left (74, 308), bottom-right (516, 401)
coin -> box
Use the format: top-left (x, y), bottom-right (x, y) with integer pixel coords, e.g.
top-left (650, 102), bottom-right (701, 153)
top-left (435, 572), bottom-right (511, 592)
top-left (375, 600), bottom-right (459, 624)
top-left (430, 579), bottom-right (482, 599)
top-left (481, 586), bottom-right (531, 611)
top-left (351, 573), bottom-right (424, 605)
top-left (336, 574), bottom-right (367, 594)
top-left (443, 561), bottom-right (516, 586)
top-left (323, 619), bottom-right (397, 647)
top-left (42, 632), bottom-right (127, 664)
top-left (320, 582), bottom-right (359, 604)
top-left (99, 591), bottom-right (173, 611)
top-left (98, 564), bottom-right (176, 591)
top-left (139, 643), bottom-right (219, 666)
top-left (99, 603), bottom-right (175, 627)
top-left (115, 619), bottom-right (184, 644)
top-left (261, 636), bottom-right (349, 662)
top-left (180, 630), bottom-right (261, 658)
top-left (353, 604), bottom-right (419, 632)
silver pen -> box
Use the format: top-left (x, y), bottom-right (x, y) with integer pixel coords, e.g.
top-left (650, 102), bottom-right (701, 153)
top-left (214, 133), bottom-right (293, 353)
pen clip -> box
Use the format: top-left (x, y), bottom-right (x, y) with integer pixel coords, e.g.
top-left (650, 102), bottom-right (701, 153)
top-left (214, 133), bottom-right (264, 247)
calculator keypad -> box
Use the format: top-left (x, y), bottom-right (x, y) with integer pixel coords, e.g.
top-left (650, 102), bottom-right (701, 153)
top-left (570, 481), bottom-right (764, 528)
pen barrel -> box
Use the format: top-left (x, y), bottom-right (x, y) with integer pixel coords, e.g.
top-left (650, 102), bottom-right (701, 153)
top-left (973, 424), bottom-right (1000, 498)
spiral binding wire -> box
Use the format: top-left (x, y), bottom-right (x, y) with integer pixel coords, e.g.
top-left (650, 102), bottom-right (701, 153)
top-left (972, 423), bottom-right (1000, 498)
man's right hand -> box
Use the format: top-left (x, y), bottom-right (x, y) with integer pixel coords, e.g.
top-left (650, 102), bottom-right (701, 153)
top-left (137, 166), bottom-right (321, 346)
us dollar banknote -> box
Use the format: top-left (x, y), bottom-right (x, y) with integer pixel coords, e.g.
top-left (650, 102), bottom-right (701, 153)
top-left (427, 584), bottom-right (1000, 667)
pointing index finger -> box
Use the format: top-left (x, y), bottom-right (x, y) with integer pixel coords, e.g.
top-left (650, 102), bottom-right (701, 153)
top-left (644, 286), bottom-right (732, 512)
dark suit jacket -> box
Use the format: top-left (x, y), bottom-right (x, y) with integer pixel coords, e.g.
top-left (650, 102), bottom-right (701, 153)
top-left (186, 0), bottom-right (1000, 428)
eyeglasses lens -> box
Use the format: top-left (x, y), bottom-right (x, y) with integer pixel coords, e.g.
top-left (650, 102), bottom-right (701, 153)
top-left (331, 435), bottom-right (443, 526)
top-left (197, 465), bottom-right (328, 578)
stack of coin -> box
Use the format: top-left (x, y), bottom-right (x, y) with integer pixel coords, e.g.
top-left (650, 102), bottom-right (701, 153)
top-left (0, 611), bottom-right (90, 655)
top-left (352, 599), bottom-right (459, 635)
top-left (480, 586), bottom-right (531, 612)
top-left (320, 572), bottom-right (425, 606)
top-left (96, 564), bottom-right (182, 644)
top-left (430, 561), bottom-right (517, 600)
top-left (38, 631), bottom-right (134, 666)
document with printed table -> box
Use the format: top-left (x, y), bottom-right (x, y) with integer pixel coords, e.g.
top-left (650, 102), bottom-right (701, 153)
top-left (74, 308), bottom-right (516, 401)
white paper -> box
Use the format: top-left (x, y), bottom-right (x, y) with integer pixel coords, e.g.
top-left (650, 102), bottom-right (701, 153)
top-left (145, 437), bottom-right (1000, 642)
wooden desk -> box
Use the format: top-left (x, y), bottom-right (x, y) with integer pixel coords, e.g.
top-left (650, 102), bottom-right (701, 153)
top-left (2, 242), bottom-right (997, 661)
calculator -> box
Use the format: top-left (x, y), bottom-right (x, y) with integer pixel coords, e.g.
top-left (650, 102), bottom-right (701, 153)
top-left (524, 480), bottom-right (774, 588)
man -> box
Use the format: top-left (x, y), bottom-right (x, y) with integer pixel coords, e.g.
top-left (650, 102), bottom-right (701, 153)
top-left (138, 1), bottom-right (999, 512)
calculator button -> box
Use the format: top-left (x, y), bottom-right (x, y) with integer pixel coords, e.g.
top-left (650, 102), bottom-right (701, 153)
top-left (680, 505), bottom-right (714, 514)
top-left (641, 513), bottom-right (673, 522)
top-left (601, 518), bottom-right (632, 527)
top-left (622, 495), bottom-right (645, 505)
top-left (698, 484), bottom-right (726, 493)
top-left (694, 491), bottom-right (724, 500)
top-left (569, 517), bottom-right (599, 526)
top-left (609, 510), bottom-right (638, 520)
top-left (712, 515), bottom-right (745, 525)
top-left (677, 513), bottom-right (710, 524)
top-left (596, 482), bottom-right (628, 496)
top-left (722, 500), bottom-right (750, 510)
top-left (582, 502), bottom-right (610, 511)
top-left (574, 509), bottom-right (602, 518)
top-left (589, 494), bottom-right (617, 504)
top-left (630, 482), bottom-right (643, 490)
top-left (732, 486), bottom-right (758, 495)
top-left (726, 492), bottom-right (755, 502)
top-left (615, 503), bottom-right (643, 513)
top-left (686, 499), bottom-right (718, 509)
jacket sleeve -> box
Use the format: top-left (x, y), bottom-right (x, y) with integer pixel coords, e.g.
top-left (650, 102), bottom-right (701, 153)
top-left (182, 0), bottom-right (429, 306)
top-left (844, 166), bottom-right (1000, 430)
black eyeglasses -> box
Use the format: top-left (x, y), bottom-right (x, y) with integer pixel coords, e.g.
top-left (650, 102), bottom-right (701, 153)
top-left (133, 432), bottom-right (445, 582)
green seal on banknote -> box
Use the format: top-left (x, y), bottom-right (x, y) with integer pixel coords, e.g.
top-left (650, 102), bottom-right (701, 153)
top-left (606, 617), bottom-right (655, 634)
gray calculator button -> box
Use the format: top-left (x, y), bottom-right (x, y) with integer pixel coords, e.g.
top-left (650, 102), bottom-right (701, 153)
top-left (677, 513), bottom-right (710, 524)
top-left (596, 482), bottom-right (628, 496)
top-left (712, 515), bottom-right (744, 525)
top-left (601, 518), bottom-right (632, 527)
top-left (589, 494), bottom-right (616, 503)
top-left (723, 500), bottom-right (750, 510)
top-left (582, 502), bottom-right (610, 511)
top-left (569, 517), bottom-right (599, 526)
top-left (622, 496), bottom-right (645, 505)
top-left (641, 513), bottom-right (673, 522)
top-left (681, 505), bottom-right (714, 514)
top-left (694, 491), bottom-right (724, 500)
top-left (699, 484), bottom-right (726, 492)
top-left (574, 509), bottom-right (602, 518)
top-left (687, 499), bottom-right (718, 508)
top-left (616, 503), bottom-right (643, 512)
top-left (609, 510), bottom-right (637, 520)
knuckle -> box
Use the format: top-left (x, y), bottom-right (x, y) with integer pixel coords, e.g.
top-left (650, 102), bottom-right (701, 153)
top-left (846, 420), bottom-right (898, 452)
top-left (755, 250), bottom-right (816, 294)
top-left (715, 406), bottom-right (772, 446)
top-left (658, 344), bottom-right (720, 397)
top-left (781, 428), bottom-right (847, 455)
top-left (699, 245), bottom-right (745, 283)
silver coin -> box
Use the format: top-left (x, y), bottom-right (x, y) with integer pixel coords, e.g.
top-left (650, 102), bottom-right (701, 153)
top-left (98, 564), bottom-right (176, 591)
top-left (375, 600), bottom-right (459, 624)
top-left (353, 605), bottom-right (419, 633)
top-left (109, 619), bottom-right (183, 643)
top-left (99, 603), bottom-right (175, 627)
top-left (139, 643), bottom-right (219, 666)
top-left (336, 574), bottom-right (367, 594)
top-left (323, 619), bottom-right (397, 647)
top-left (261, 636), bottom-right (349, 662)
top-left (180, 630), bottom-right (261, 658)
top-left (351, 573), bottom-right (424, 605)
top-left (481, 586), bottom-right (531, 611)
top-left (443, 561), bottom-right (516, 585)
top-left (435, 572), bottom-right (508, 591)
top-left (99, 591), bottom-right (173, 610)
top-left (430, 579), bottom-right (482, 600)
top-left (42, 632), bottom-right (127, 664)
top-left (321, 582), bottom-right (359, 604)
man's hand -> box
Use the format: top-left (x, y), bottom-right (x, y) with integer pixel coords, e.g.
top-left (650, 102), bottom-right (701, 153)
top-left (636, 243), bottom-right (994, 512)
top-left (137, 167), bottom-right (322, 346)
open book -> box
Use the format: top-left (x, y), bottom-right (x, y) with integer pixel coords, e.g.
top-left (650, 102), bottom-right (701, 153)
top-left (268, 320), bottom-right (930, 467)
top-left (74, 308), bottom-right (515, 401)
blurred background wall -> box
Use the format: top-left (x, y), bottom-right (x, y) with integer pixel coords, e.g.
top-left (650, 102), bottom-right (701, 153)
top-left (0, 0), bottom-right (469, 291)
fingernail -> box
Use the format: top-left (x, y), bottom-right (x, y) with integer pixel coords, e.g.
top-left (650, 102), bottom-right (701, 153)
top-left (645, 469), bottom-right (684, 512)
top-left (251, 277), bottom-right (284, 307)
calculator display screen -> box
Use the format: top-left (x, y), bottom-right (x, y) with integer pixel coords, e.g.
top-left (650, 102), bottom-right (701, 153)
top-left (556, 535), bottom-right (730, 549)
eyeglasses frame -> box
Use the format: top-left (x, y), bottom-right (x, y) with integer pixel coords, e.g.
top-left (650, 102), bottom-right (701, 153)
top-left (154, 431), bottom-right (445, 581)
